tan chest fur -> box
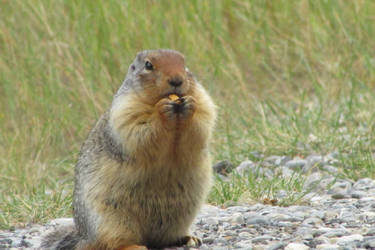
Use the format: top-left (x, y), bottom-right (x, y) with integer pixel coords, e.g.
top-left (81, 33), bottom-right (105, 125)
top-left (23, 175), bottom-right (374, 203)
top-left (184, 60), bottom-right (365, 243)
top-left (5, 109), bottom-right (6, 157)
top-left (83, 145), bottom-right (212, 247)
top-left (79, 84), bottom-right (215, 247)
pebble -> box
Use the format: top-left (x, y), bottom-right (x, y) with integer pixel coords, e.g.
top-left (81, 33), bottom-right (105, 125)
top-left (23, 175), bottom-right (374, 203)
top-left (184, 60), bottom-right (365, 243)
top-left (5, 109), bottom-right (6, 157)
top-left (285, 242), bottom-right (309, 250)
top-left (1, 154), bottom-right (375, 249)
top-left (236, 160), bottom-right (256, 176)
top-left (336, 234), bottom-right (364, 245)
top-left (229, 213), bottom-right (245, 224)
top-left (316, 243), bottom-right (339, 249)
top-left (285, 159), bottom-right (307, 170)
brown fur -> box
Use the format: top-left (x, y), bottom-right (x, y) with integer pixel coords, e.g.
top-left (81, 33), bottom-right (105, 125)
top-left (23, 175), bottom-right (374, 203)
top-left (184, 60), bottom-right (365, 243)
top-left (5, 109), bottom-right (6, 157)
top-left (42, 49), bottom-right (216, 249)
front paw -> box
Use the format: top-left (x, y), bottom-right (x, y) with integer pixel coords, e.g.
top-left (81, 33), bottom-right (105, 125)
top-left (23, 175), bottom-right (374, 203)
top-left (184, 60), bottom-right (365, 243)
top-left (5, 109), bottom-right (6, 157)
top-left (175, 235), bottom-right (202, 247)
top-left (156, 98), bottom-right (177, 121)
top-left (156, 96), bottom-right (196, 121)
top-left (175, 96), bottom-right (196, 120)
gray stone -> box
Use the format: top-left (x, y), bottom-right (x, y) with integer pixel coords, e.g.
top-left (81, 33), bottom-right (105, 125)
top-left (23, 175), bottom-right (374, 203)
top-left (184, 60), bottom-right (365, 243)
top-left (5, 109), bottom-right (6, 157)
top-left (310, 210), bottom-right (325, 219)
top-left (276, 189), bottom-right (288, 199)
top-left (331, 192), bottom-right (349, 199)
top-left (322, 229), bottom-right (348, 238)
top-left (230, 213), bottom-right (245, 224)
top-left (302, 234), bottom-right (313, 240)
top-left (363, 239), bottom-right (375, 248)
top-left (302, 217), bottom-right (323, 226)
top-left (304, 172), bottom-right (323, 190)
top-left (265, 155), bottom-right (281, 165)
top-left (202, 237), bottom-right (214, 244)
top-left (316, 243), bottom-right (339, 250)
top-left (351, 190), bottom-right (367, 199)
top-left (317, 177), bottom-right (336, 190)
top-left (285, 159), bottom-right (307, 171)
top-left (267, 242), bottom-right (287, 250)
top-left (233, 240), bottom-right (253, 249)
top-left (365, 227), bottom-right (375, 236)
top-left (328, 180), bottom-right (352, 199)
top-left (324, 211), bottom-right (339, 221)
top-left (353, 178), bottom-right (375, 190)
top-left (203, 217), bottom-right (219, 225)
top-left (199, 245), bottom-right (210, 250)
top-left (328, 180), bottom-right (352, 193)
top-left (285, 242), bottom-right (309, 250)
top-left (250, 151), bottom-right (264, 159)
top-left (236, 160), bottom-right (256, 176)
top-left (247, 216), bottom-right (270, 225)
top-left (238, 232), bottom-right (252, 239)
top-left (303, 155), bottom-right (325, 173)
top-left (322, 165), bottom-right (338, 174)
top-left (281, 166), bottom-right (294, 178)
top-left (275, 156), bottom-right (292, 166)
top-left (251, 235), bottom-right (273, 243)
top-left (336, 234), bottom-right (364, 245)
top-left (270, 213), bottom-right (302, 222)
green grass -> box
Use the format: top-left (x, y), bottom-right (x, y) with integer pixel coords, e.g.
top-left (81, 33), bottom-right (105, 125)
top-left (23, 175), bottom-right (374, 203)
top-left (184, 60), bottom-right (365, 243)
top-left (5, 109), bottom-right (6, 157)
top-left (1, 0), bottom-right (375, 229)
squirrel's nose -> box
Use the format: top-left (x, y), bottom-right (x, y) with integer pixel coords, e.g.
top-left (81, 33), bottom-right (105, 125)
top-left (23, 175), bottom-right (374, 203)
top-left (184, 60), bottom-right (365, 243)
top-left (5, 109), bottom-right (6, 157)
top-left (168, 77), bottom-right (183, 87)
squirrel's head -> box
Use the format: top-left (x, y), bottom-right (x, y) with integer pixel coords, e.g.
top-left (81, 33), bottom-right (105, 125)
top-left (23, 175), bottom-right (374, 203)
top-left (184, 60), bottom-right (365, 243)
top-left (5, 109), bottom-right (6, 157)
top-left (119, 49), bottom-right (195, 104)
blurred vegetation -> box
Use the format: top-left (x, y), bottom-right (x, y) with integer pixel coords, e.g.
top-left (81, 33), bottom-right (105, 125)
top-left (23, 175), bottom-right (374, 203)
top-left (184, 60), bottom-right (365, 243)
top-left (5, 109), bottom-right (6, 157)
top-left (1, 0), bottom-right (375, 228)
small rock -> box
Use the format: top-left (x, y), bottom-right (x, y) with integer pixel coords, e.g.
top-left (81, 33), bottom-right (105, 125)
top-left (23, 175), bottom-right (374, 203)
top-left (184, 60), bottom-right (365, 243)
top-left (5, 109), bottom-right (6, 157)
top-left (302, 217), bottom-right (323, 226)
top-left (285, 159), bottom-right (307, 171)
top-left (328, 180), bottom-right (352, 199)
top-left (203, 217), bottom-right (219, 225)
top-left (359, 211), bottom-right (375, 221)
top-left (276, 189), bottom-right (288, 199)
top-left (336, 234), bottom-right (364, 245)
top-left (267, 242), bottom-right (287, 250)
top-left (304, 155), bottom-right (325, 173)
top-left (363, 239), bottom-right (375, 248)
top-left (328, 180), bottom-right (352, 193)
top-left (365, 227), bottom-right (375, 236)
top-left (236, 160), bottom-right (256, 176)
top-left (285, 242), bottom-right (309, 250)
top-left (322, 228), bottom-right (348, 238)
top-left (233, 240), bottom-right (253, 249)
top-left (251, 235), bottom-right (273, 243)
top-left (302, 234), bottom-right (313, 240)
top-left (202, 237), bottom-right (214, 244)
top-left (238, 232), bottom-right (252, 239)
top-left (304, 172), bottom-right (323, 190)
top-left (229, 213), bottom-right (245, 224)
top-left (324, 211), bottom-right (339, 221)
top-left (265, 155), bottom-right (281, 165)
top-left (316, 243), bottom-right (339, 250)
top-left (351, 190), bottom-right (367, 199)
top-left (331, 192), bottom-right (349, 199)
top-left (199, 245), bottom-right (210, 250)
top-left (281, 166), bottom-right (294, 178)
top-left (353, 178), bottom-right (375, 190)
top-left (48, 218), bottom-right (74, 227)
top-left (247, 216), bottom-right (270, 225)
top-left (250, 151), bottom-right (264, 160)
top-left (275, 156), bottom-right (292, 166)
top-left (322, 165), bottom-right (338, 174)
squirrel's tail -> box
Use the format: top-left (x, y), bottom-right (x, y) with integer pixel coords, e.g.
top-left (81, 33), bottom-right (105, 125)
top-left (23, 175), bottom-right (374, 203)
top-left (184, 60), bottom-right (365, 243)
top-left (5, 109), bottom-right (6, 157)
top-left (41, 224), bottom-right (80, 250)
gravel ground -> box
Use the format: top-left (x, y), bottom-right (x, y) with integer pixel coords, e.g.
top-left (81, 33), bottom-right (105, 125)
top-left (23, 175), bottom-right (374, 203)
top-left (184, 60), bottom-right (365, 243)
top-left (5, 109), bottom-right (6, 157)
top-left (1, 154), bottom-right (375, 250)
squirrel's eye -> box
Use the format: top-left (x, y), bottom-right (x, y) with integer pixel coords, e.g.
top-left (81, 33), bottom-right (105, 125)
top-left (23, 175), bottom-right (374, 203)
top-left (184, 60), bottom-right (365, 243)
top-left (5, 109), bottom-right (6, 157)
top-left (145, 61), bottom-right (153, 71)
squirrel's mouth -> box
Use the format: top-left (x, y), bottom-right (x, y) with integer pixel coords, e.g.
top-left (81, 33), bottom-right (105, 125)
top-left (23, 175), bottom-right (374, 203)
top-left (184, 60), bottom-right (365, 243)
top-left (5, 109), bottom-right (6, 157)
top-left (163, 92), bottom-right (184, 99)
